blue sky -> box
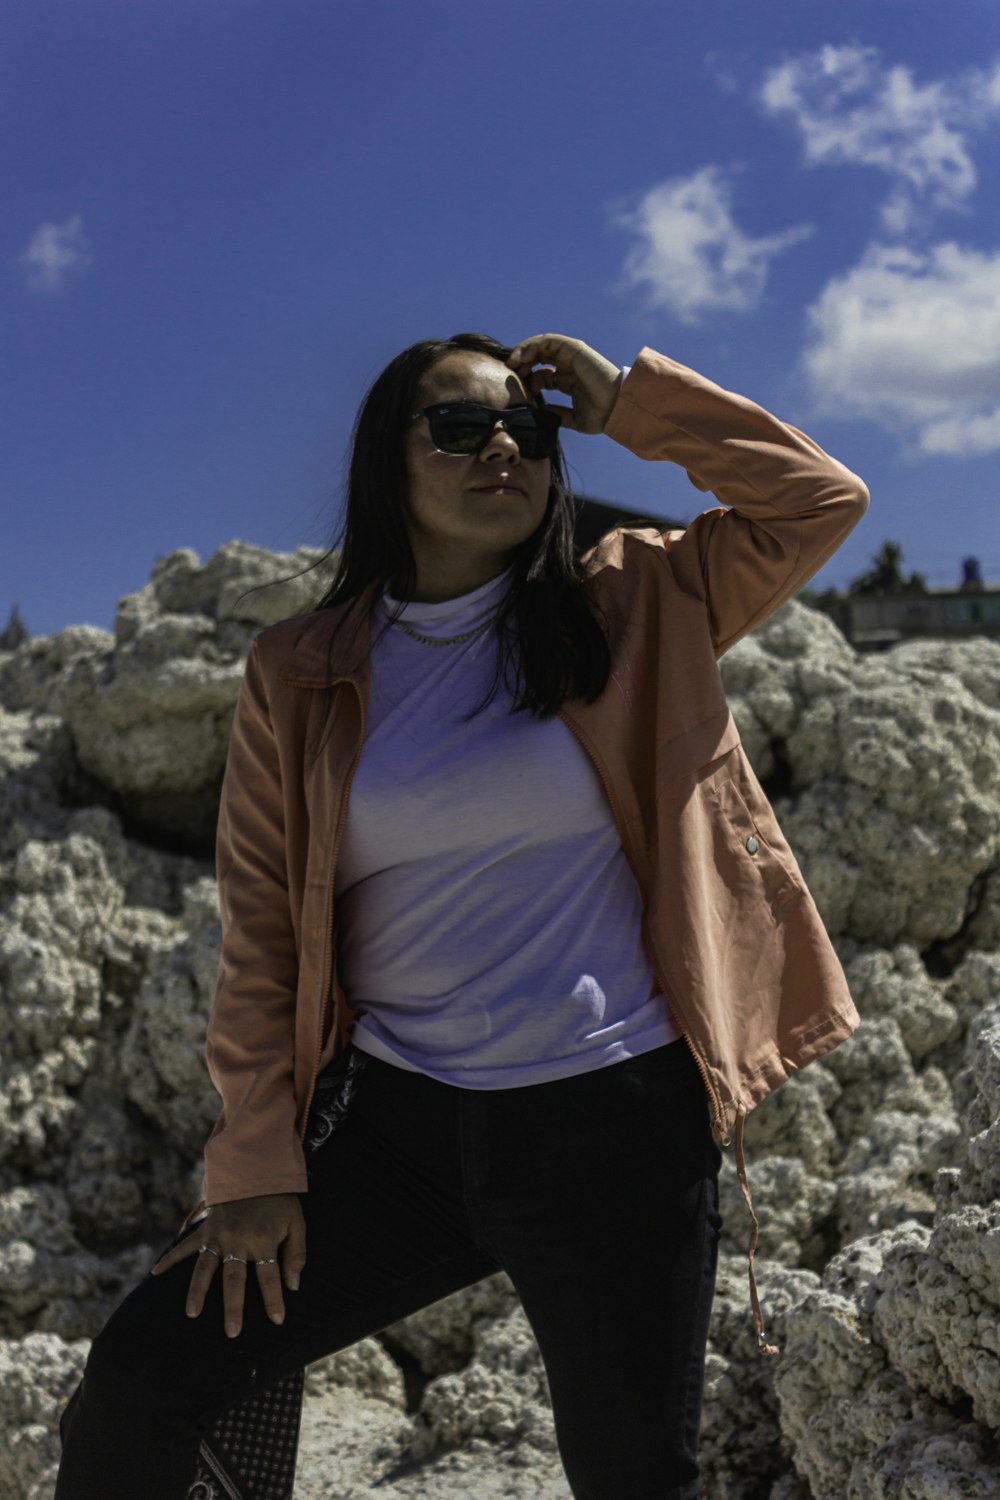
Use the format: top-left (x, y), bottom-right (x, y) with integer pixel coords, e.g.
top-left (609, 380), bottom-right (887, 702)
top-left (4, 0), bottom-right (1000, 638)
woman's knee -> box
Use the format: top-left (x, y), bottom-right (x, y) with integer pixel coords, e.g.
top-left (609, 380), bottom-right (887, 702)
top-left (82, 1268), bottom-right (195, 1410)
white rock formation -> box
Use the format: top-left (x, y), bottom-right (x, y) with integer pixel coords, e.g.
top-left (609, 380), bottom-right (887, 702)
top-left (1, 541), bottom-right (999, 1498)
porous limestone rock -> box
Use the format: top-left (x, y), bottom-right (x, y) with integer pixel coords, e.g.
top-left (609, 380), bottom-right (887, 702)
top-left (0, 1183), bottom-right (152, 1340)
top-left (835, 1109), bottom-right (962, 1243)
top-left (718, 1152), bottom-right (838, 1269)
top-left (381, 1273), bottom-right (522, 1377)
top-left (820, 1015), bottom-right (944, 1142)
top-left (719, 602), bottom-right (858, 784)
top-left (700, 1255), bottom-right (822, 1499)
top-left (0, 1332), bottom-right (88, 1500)
top-left (46, 541), bottom-right (334, 847)
top-left (1, 547), bottom-right (999, 1498)
top-left (136, 541), bottom-right (334, 629)
top-left (0, 627), bottom-right (112, 718)
top-left (736, 1061), bottom-right (842, 1177)
top-left (771, 1003), bottom-right (1000, 1498)
top-left (944, 950), bottom-right (1000, 1048)
top-left (119, 876), bottom-right (223, 1158)
top-left (0, 803), bottom-right (211, 1262)
top-left (721, 611), bottom-right (1000, 947)
top-left (296, 1340), bottom-right (415, 1498)
top-left (1, 817), bottom-right (129, 1178)
top-left (406, 1301), bottom-right (560, 1467)
top-left (305, 1336), bottom-right (408, 1408)
top-left (773, 1230), bottom-right (1000, 1500)
top-left (295, 1393), bottom-right (415, 1500)
top-left (952, 1002), bottom-right (1000, 1208)
top-left (842, 942), bottom-right (960, 1063)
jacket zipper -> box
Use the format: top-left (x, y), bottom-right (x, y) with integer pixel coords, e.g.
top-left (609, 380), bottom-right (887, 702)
top-left (297, 680), bottom-right (366, 1143)
top-left (644, 920), bottom-right (729, 1146)
top-left (557, 709), bottom-right (726, 1144)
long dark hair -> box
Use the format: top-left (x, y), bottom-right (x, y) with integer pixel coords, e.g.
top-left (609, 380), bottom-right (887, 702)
top-left (313, 332), bottom-right (611, 720)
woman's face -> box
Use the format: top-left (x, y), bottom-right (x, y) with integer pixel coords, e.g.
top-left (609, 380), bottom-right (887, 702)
top-left (402, 351), bottom-right (553, 595)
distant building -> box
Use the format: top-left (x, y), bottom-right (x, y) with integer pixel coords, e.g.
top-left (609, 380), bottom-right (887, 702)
top-left (828, 588), bottom-right (1000, 650)
top-left (804, 553), bottom-right (1000, 649)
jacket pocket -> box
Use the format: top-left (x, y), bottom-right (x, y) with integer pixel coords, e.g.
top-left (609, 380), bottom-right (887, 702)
top-left (707, 776), bottom-right (806, 917)
top-left (660, 709), bottom-right (742, 781)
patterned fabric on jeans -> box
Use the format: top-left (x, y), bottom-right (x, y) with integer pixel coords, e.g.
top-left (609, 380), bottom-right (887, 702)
top-left (185, 1366), bottom-right (304, 1500)
top-left (303, 1047), bottom-right (369, 1161)
top-left (183, 1047), bottom-right (366, 1500)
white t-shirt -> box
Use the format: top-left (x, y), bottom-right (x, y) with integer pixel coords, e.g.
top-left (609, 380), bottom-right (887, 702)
top-left (333, 564), bottom-right (682, 1087)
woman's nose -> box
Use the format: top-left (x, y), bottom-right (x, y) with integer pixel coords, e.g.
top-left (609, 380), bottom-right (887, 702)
top-left (479, 422), bottom-right (522, 463)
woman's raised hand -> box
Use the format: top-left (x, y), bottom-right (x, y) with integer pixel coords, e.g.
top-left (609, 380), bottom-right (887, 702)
top-left (507, 334), bottom-right (623, 435)
top-left (150, 1192), bottom-right (307, 1338)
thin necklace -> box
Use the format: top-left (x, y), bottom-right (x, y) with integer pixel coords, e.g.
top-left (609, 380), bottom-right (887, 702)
top-left (389, 612), bottom-right (500, 647)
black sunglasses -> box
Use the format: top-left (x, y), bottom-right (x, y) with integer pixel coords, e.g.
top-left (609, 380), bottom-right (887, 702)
top-left (409, 401), bottom-right (562, 461)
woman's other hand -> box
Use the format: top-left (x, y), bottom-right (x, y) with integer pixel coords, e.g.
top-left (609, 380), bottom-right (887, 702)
top-left (150, 1192), bottom-right (307, 1338)
top-left (507, 334), bottom-right (623, 435)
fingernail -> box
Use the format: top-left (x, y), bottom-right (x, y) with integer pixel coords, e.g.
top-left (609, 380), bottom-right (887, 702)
top-left (289, 1274), bottom-right (299, 1290)
top-left (226, 1322), bottom-right (239, 1338)
top-left (271, 1313), bottom-right (284, 1325)
top-left (186, 1304), bottom-right (197, 1317)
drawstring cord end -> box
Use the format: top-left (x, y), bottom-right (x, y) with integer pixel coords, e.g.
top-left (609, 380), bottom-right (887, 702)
top-left (734, 1108), bottom-right (781, 1358)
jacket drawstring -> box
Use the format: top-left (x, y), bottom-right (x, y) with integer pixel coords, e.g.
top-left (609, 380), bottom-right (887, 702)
top-left (734, 1109), bottom-right (780, 1357)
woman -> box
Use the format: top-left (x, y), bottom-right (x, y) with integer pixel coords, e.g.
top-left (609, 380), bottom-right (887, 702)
top-left (56, 332), bottom-right (869, 1499)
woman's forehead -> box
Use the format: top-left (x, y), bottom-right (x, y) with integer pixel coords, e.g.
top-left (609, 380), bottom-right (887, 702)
top-left (419, 351), bottom-right (530, 406)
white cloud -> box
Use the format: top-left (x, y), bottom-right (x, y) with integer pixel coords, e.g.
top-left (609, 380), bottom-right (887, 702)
top-left (612, 165), bottom-right (813, 325)
top-left (801, 240), bottom-right (1000, 456)
top-left (20, 214), bottom-right (92, 292)
top-left (760, 45), bottom-right (1000, 234)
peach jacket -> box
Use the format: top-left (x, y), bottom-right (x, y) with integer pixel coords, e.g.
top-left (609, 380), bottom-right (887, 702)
top-left (184, 348), bottom-right (870, 1353)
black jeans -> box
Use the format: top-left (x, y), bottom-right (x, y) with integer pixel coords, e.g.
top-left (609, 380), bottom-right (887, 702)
top-left (56, 1038), bottom-right (722, 1500)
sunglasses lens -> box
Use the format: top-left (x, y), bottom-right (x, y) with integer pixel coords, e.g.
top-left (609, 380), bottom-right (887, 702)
top-left (426, 406), bottom-right (558, 460)
top-left (430, 410), bottom-right (492, 454)
top-left (503, 411), bottom-right (558, 459)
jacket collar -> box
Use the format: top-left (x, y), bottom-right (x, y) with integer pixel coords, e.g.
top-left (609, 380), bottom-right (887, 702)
top-left (276, 583), bottom-right (381, 688)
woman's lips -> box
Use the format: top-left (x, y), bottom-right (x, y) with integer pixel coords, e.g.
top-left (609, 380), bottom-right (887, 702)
top-left (471, 484), bottom-right (525, 496)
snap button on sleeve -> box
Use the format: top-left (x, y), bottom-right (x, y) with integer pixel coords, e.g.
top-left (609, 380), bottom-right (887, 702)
top-left (746, 836), bottom-right (759, 854)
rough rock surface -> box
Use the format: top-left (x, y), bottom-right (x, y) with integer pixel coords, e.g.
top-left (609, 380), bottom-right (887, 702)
top-left (1, 541), bottom-right (999, 1499)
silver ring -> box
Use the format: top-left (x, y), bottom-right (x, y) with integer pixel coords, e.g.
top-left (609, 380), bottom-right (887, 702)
top-left (198, 1245), bottom-right (222, 1259)
top-left (256, 1257), bottom-right (278, 1266)
top-left (223, 1253), bottom-right (248, 1264)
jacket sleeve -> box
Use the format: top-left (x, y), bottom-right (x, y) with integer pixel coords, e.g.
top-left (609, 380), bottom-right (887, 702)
top-left (200, 636), bottom-right (307, 1204)
top-left (602, 347), bottom-right (870, 656)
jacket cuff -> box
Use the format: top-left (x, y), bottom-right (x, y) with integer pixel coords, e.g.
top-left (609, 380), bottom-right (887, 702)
top-left (202, 1170), bottom-right (310, 1204)
top-left (602, 347), bottom-right (726, 454)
